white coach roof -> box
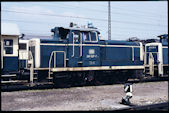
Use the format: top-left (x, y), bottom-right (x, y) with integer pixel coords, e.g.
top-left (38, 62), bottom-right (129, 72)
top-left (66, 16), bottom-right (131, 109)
top-left (1, 23), bottom-right (20, 36)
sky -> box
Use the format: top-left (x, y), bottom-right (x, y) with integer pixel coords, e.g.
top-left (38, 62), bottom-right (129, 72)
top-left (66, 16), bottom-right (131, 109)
top-left (1, 1), bottom-right (168, 40)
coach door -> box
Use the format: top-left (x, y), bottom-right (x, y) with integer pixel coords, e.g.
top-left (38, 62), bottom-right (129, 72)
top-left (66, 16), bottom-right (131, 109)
top-left (1, 36), bottom-right (19, 73)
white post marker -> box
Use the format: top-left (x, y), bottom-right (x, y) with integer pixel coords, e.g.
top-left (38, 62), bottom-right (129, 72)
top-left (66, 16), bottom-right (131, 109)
top-left (121, 83), bottom-right (133, 105)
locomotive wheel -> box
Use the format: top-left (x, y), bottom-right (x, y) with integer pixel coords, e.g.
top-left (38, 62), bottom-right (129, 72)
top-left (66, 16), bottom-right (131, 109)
top-left (53, 73), bottom-right (71, 88)
top-left (93, 71), bottom-right (106, 85)
top-left (116, 72), bottom-right (129, 83)
top-left (63, 72), bottom-right (88, 87)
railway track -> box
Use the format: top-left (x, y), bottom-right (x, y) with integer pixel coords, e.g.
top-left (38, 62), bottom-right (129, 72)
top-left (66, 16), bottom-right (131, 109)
top-left (1, 75), bottom-right (168, 92)
top-left (115, 102), bottom-right (168, 111)
top-left (127, 75), bottom-right (168, 83)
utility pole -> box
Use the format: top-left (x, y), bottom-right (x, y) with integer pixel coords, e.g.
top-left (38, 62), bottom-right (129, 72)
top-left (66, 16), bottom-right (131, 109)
top-left (108, 1), bottom-right (111, 40)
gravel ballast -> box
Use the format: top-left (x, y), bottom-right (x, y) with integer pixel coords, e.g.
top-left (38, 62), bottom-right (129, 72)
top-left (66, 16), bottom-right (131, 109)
top-left (1, 81), bottom-right (168, 111)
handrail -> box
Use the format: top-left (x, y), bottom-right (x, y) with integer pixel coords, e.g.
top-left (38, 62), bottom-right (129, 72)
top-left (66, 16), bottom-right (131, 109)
top-left (1, 40), bottom-right (3, 69)
top-left (28, 51), bottom-right (34, 85)
top-left (149, 52), bottom-right (154, 77)
top-left (48, 51), bottom-right (66, 79)
top-left (72, 32), bottom-right (75, 57)
top-left (132, 47), bottom-right (134, 61)
top-left (80, 32), bottom-right (83, 57)
top-left (48, 52), bottom-right (54, 79)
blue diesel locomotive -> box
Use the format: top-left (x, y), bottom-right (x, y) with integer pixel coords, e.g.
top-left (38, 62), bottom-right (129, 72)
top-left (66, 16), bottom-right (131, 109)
top-left (27, 24), bottom-right (144, 85)
top-left (1, 23), bottom-right (168, 86)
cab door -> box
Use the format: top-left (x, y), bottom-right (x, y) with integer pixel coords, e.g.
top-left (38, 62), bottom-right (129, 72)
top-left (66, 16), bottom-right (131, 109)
top-left (67, 31), bottom-right (82, 67)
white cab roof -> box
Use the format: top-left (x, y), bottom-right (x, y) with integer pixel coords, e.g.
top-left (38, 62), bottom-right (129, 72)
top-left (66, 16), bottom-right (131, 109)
top-left (1, 23), bottom-right (20, 36)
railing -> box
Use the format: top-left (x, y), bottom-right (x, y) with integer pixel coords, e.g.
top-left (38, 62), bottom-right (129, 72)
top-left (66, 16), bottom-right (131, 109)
top-left (80, 32), bottom-right (83, 57)
top-left (72, 32), bottom-right (83, 57)
top-left (72, 32), bottom-right (75, 57)
top-left (48, 51), bottom-right (66, 79)
top-left (149, 52), bottom-right (154, 77)
top-left (28, 51), bottom-right (34, 85)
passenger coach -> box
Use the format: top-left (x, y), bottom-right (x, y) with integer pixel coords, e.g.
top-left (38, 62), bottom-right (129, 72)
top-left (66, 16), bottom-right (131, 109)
top-left (1, 23), bottom-right (20, 75)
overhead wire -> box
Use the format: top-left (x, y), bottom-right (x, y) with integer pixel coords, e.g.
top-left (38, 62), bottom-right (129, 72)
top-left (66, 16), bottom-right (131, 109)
top-left (4, 2), bottom-right (167, 21)
top-left (2, 18), bottom-right (167, 33)
top-left (10, 2), bottom-right (167, 17)
top-left (80, 2), bottom-right (168, 17)
top-left (2, 9), bottom-right (167, 27)
top-left (2, 2), bottom-right (167, 39)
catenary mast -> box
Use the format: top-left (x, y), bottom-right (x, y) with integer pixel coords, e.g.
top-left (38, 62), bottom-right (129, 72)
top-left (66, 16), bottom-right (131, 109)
top-left (108, 1), bottom-right (111, 40)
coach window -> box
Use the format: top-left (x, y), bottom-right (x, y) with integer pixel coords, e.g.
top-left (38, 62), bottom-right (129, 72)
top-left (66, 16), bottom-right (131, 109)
top-left (83, 32), bottom-right (90, 42)
top-left (19, 43), bottom-right (27, 50)
top-left (4, 39), bottom-right (13, 54)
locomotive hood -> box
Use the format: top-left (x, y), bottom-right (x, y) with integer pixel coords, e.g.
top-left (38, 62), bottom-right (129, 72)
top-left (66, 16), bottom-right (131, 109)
top-left (100, 40), bottom-right (140, 46)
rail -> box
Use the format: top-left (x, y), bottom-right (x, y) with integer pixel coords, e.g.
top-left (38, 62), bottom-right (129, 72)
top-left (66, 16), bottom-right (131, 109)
top-left (114, 102), bottom-right (168, 111)
top-left (48, 51), bottom-right (66, 79)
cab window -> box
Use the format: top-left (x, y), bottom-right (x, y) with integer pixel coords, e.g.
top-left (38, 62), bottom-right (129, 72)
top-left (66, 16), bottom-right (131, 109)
top-left (4, 39), bottom-right (13, 54)
top-left (90, 32), bottom-right (97, 41)
top-left (73, 31), bottom-right (79, 42)
top-left (83, 32), bottom-right (97, 42)
top-left (83, 32), bottom-right (90, 42)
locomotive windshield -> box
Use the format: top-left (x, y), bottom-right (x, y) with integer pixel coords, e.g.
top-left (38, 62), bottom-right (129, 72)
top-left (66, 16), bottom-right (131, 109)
top-left (83, 31), bottom-right (97, 42)
top-left (83, 32), bottom-right (90, 41)
top-left (90, 32), bottom-right (97, 41)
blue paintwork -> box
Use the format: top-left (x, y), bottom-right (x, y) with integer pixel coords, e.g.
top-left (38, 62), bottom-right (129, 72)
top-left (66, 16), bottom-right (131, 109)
top-left (158, 34), bottom-right (168, 46)
top-left (33, 27), bottom-right (144, 69)
top-left (19, 60), bottom-right (27, 68)
top-left (82, 46), bottom-right (100, 67)
top-left (2, 57), bottom-right (18, 74)
top-left (40, 45), bottom-right (65, 68)
top-left (100, 40), bottom-right (140, 46)
top-left (163, 48), bottom-right (168, 65)
top-left (160, 34), bottom-right (168, 65)
top-left (37, 33), bottom-right (143, 68)
top-left (101, 47), bottom-right (143, 66)
top-left (40, 39), bottom-right (67, 44)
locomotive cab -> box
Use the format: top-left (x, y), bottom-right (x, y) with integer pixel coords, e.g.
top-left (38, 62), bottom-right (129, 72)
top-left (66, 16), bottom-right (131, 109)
top-left (50, 25), bottom-right (100, 67)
